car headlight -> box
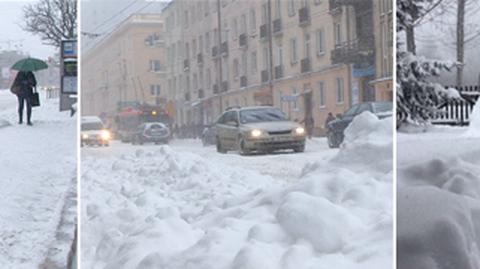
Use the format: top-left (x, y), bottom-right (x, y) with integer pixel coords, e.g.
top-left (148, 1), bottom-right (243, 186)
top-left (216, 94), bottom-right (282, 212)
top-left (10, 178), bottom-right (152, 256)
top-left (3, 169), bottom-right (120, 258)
top-left (82, 133), bottom-right (89, 139)
top-left (251, 129), bottom-right (263, 138)
top-left (295, 127), bottom-right (305, 135)
top-left (101, 130), bottom-right (111, 140)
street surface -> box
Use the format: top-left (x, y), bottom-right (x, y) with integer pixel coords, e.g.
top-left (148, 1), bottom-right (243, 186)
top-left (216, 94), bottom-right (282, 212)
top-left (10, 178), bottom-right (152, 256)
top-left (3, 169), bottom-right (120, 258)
top-left (81, 112), bottom-right (393, 269)
top-left (0, 90), bottom-right (76, 268)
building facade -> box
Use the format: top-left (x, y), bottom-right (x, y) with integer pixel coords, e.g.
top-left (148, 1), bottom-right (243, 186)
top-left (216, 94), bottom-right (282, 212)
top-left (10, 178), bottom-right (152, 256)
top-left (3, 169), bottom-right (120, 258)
top-left (82, 14), bottom-right (167, 118)
top-left (163, 0), bottom-right (390, 135)
top-left (371, 0), bottom-right (393, 101)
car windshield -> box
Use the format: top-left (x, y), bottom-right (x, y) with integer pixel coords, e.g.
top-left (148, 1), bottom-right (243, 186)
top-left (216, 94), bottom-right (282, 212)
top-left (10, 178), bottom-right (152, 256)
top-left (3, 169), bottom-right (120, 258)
top-left (148, 124), bottom-right (165, 129)
top-left (239, 108), bottom-right (287, 123)
top-left (82, 122), bottom-right (104, 131)
top-left (374, 102), bottom-right (393, 113)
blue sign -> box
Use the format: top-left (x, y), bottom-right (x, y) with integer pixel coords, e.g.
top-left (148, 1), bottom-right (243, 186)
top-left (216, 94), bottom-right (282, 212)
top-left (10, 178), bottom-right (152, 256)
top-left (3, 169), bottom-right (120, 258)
top-left (352, 63), bottom-right (375, 78)
top-left (281, 95), bottom-right (297, 102)
top-left (62, 40), bottom-right (77, 58)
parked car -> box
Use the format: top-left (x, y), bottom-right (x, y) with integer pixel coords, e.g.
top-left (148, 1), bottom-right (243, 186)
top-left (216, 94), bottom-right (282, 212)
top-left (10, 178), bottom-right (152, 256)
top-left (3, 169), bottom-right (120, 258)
top-left (81, 116), bottom-right (111, 147)
top-left (131, 122), bottom-right (171, 145)
top-left (201, 125), bottom-right (217, 146)
top-left (215, 106), bottom-right (306, 155)
top-left (326, 102), bottom-right (393, 148)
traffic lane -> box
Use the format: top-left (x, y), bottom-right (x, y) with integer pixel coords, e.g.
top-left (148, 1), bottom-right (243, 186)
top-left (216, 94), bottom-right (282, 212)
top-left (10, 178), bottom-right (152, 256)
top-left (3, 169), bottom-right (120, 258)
top-left (82, 137), bottom-right (338, 182)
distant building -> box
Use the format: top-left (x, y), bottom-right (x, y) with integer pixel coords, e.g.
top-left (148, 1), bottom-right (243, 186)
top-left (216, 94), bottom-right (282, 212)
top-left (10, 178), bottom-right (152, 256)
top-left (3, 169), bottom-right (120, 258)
top-left (162, 0), bottom-right (392, 135)
top-left (0, 50), bottom-right (26, 89)
top-left (81, 14), bottom-right (167, 117)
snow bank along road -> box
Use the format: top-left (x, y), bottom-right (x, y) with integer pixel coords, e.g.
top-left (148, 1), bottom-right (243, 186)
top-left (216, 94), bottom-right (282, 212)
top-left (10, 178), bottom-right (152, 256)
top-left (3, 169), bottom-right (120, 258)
top-left (82, 111), bottom-right (393, 269)
top-left (0, 90), bottom-right (77, 268)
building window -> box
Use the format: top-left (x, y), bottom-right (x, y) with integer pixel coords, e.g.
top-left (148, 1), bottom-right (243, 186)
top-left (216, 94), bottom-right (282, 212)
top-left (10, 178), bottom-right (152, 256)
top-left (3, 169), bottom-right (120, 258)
top-left (150, 85), bottom-right (161, 96)
top-left (316, 29), bottom-right (325, 55)
top-left (233, 18), bottom-right (238, 39)
top-left (262, 47), bottom-right (269, 70)
top-left (241, 51), bottom-right (247, 76)
top-left (293, 88), bottom-right (298, 109)
top-left (149, 60), bottom-right (161, 72)
top-left (193, 73), bottom-right (198, 90)
top-left (290, 38), bottom-right (298, 64)
top-left (277, 44), bottom-right (283, 66)
top-left (334, 23), bottom-right (342, 46)
top-left (199, 35), bottom-right (204, 54)
top-left (318, 81), bottom-right (325, 107)
top-left (275, 0), bottom-right (281, 18)
top-left (240, 14), bottom-right (247, 34)
top-left (204, 0), bottom-right (210, 16)
top-left (287, 0), bottom-right (295, 16)
top-left (251, 51), bottom-right (257, 75)
top-left (206, 68), bottom-right (211, 88)
top-left (184, 10), bottom-right (189, 28)
top-left (205, 32), bottom-right (210, 53)
top-left (304, 33), bottom-right (311, 58)
top-left (336, 78), bottom-right (344, 104)
top-left (233, 58), bottom-right (239, 79)
top-left (250, 8), bottom-right (256, 33)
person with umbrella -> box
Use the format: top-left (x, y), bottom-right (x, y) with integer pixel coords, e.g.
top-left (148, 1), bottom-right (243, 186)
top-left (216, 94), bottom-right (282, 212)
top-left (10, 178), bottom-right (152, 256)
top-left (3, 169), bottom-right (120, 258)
top-left (10, 57), bottom-right (48, 126)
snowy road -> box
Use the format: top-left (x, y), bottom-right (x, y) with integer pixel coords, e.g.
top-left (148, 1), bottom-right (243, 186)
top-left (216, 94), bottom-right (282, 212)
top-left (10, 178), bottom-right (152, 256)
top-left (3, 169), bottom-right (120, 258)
top-left (0, 90), bottom-right (77, 268)
top-left (81, 113), bottom-right (393, 269)
top-left (83, 138), bottom-right (336, 182)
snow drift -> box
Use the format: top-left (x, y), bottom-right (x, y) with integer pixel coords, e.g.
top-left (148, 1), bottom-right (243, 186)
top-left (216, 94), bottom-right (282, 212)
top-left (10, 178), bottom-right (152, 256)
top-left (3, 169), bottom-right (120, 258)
top-left (398, 113), bottom-right (480, 269)
top-left (82, 112), bottom-right (393, 269)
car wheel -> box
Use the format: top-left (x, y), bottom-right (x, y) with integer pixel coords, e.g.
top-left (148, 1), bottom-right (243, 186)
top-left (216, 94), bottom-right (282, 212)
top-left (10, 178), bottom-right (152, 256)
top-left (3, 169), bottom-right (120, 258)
top-left (237, 136), bottom-right (250, 156)
top-left (293, 144), bottom-right (305, 153)
top-left (327, 132), bottom-right (340, 148)
top-left (216, 137), bottom-right (227, 154)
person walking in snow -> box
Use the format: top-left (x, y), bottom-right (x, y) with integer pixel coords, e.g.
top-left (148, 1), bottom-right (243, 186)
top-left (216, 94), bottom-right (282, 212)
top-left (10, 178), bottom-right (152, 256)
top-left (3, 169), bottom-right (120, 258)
top-left (302, 116), bottom-right (315, 139)
top-left (324, 112), bottom-right (335, 129)
top-left (11, 71), bottom-right (37, 125)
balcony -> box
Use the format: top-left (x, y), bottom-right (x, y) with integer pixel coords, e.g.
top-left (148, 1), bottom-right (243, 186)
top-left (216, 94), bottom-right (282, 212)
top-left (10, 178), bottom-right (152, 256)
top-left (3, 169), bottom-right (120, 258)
top-left (197, 53), bottom-right (203, 66)
top-left (198, 89), bottom-right (205, 99)
top-left (184, 92), bottom-right (191, 101)
top-left (331, 36), bottom-right (375, 64)
top-left (239, 33), bottom-right (248, 48)
top-left (260, 24), bottom-right (268, 40)
top-left (183, 59), bottom-right (190, 72)
top-left (261, 70), bottom-right (269, 83)
top-left (240, 76), bottom-right (247, 87)
top-left (212, 46), bottom-right (219, 58)
top-left (301, 58), bottom-right (312, 73)
top-left (298, 7), bottom-right (311, 27)
top-left (274, 65), bottom-right (284, 79)
top-left (213, 83), bottom-right (219, 94)
top-left (221, 41), bottom-right (229, 57)
top-left (273, 19), bottom-right (282, 36)
top-left (329, 0), bottom-right (371, 10)
top-left (221, 81), bottom-right (229, 92)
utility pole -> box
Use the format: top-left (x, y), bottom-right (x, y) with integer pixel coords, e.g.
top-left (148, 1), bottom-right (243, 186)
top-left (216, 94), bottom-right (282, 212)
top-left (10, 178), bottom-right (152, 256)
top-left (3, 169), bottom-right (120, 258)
top-left (267, 0), bottom-right (274, 106)
top-left (216, 0), bottom-right (224, 113)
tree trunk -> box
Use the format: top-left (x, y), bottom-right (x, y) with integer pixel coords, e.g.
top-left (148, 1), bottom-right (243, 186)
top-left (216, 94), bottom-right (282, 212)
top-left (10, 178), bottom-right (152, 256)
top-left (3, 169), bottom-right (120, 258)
top-left (457, 0), bottom-right (465, 86)
top-left (406, 25), bottom-right (416, 54)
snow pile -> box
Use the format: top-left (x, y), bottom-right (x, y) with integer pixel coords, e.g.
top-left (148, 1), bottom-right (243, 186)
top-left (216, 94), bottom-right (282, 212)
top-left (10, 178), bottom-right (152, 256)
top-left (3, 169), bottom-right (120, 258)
top-left (82, 113), bottom-right (393, 269)
top-left (333, 111), bottom-right (393, 173)
top-left (398, 128), bottom-right (480, 269)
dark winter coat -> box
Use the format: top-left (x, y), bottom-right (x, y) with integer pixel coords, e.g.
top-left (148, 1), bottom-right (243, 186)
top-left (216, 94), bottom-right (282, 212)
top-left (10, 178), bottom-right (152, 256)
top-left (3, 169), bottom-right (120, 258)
top-left (12, 71), bottom-right (36, 98)
top-left (325, 114), bottom-right (336, 128)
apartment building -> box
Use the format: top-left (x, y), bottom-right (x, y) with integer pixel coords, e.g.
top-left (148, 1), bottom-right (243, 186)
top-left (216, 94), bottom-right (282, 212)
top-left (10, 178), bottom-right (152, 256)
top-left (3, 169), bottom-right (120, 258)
top-left (82, 14), bottom-right (167, 118)
top-left (164, 0), bottom-right (388, 135)
top-left (371, 0), bottom-right (393, 101)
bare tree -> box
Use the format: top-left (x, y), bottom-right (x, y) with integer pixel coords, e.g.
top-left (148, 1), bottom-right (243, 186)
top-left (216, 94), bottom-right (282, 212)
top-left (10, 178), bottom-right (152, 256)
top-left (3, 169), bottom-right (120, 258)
top-left (457, 0), bottom-right (465, 85)
top-left (21, 0), bottom-right (77, 48)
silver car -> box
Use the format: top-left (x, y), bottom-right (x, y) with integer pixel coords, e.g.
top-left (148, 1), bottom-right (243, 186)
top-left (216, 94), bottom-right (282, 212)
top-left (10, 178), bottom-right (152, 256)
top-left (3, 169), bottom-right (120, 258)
top-left (215, 106), bottom-right (306, 155)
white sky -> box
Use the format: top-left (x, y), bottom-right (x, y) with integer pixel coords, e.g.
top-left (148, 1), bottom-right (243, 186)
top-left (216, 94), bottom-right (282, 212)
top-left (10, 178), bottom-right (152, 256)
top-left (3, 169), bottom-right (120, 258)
top-left (0, 0), bottom-right (56, 59)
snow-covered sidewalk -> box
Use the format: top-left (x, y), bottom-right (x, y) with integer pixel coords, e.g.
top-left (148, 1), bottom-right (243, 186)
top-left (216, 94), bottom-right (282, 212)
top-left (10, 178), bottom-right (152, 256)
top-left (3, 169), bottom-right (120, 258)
top-left (0, 90), bottom-right (77, 268)
top-left (397, 101), bottom-right (480, 269)
top-left (81, 112), bottom-right (393, 269)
